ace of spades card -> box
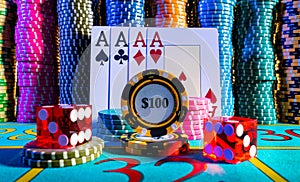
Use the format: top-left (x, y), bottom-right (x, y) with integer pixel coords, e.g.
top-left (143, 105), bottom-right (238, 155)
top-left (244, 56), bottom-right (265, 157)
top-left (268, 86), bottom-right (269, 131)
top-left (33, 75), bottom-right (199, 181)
top-left (90, 27), bottom-right (221, 120)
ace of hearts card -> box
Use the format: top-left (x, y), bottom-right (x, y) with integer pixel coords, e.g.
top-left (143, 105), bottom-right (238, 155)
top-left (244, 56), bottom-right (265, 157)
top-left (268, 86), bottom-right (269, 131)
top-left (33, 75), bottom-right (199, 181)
top-left (90, 27), bottom-right (220, 120)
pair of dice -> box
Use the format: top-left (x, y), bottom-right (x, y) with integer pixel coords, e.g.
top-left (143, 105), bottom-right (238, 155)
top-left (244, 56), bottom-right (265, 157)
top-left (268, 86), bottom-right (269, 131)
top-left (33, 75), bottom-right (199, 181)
top-left (203, 116), bottom-right (257, 164)
top-left (36, 104), bottom-right (92, 149)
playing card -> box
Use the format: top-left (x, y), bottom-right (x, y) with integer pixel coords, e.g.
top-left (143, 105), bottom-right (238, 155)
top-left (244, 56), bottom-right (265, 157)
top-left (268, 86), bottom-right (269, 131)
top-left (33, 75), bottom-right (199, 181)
top-left (164, 45), bottom-right (201, 97)
top-left (147, 29), bottom-right (164, 69)
top-left (129, 28), bottom-right (147, 78)
top-left (90, 26), bottom-right (110, 119)
top-left (110, 27), bottom-right (129, 109)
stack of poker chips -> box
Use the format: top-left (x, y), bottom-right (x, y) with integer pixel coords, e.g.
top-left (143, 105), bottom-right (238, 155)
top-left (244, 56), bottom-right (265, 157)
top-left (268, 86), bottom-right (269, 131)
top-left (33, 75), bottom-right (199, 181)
top-left (233, 0), bottom-right (278, 124)
top-left (120, 132), bottom-right (190, 156)
top-left (155, 0), bottom-right (187, 28)
top-left (96, 109), bottom-right (134, 145)
top-left (21, 137), bottom-right (104, 168)
top-left (0, 0), bottom-right (17, 122)
top-left (275, 0), bottom-right (300, 124)
top-left (176, 97), bottom-right (210, 140)
top-left (198, 0), bottom-right (236, 116)
top-left (15, 0), bottom-right (59, 123)
top-left (186, 0), bottom-right (200, 27)
top-left (106, 0), bottom-right (145, 27)
top-left (92, 0), bottom-right (105, 26)
top-left (144, 0), bottom-right (156, 26)
top-left (57, 0), bottom-right (93, 104)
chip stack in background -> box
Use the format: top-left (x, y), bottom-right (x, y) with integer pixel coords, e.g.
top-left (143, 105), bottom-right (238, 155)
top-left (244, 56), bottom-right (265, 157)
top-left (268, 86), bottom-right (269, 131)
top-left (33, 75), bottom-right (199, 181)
top-left (176, 97), bottom-right (210, 140)
top-left (57, 0), bottom-right (93, 104)
top-left (15, 0), bottom-right (59, 123)
top-left (275, 0), bottom-right (300, 124)
top-left (96, 109), bottom-right (134, 146)
top-left (0, 0), bottom-right (17, 122)
top-left (186, 0), bottom-right (199, 27)
top-left (121, 132), bottom-right (190, 156)
top-left (92, 0), bottom-right (105, 25)
top-left (106, 0), bottom-right (145, 27)
top-left (144, 0), bottom-right (156, 26)
top-left (155, 0), bottom-right (187, 28)
top-left (198, 0), bottom-right (236, 116)
top-left (21, 137), bottom-right (104, 168)
top-left (233, 0), bottom-right (278, 124)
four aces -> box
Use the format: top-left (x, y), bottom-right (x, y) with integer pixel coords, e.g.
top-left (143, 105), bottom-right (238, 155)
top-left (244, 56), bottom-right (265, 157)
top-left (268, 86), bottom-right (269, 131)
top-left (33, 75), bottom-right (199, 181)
top-left (90, 27), bottom-right (220, 119)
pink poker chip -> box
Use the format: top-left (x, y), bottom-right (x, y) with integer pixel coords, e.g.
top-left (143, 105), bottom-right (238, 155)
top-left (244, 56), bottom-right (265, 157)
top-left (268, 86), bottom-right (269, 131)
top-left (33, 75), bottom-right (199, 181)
top-left (185, 114), bottom-right (208, 121)
top-left (189, 105), bottom-right (210, 111)
top-left (187, 134), bottom-right (203, 140)
top-left (181, 124), bottom-right (203, 130)
top-left (177, 129), bottom-right (202, 136)
top-left (18, 72), bottom-right (56, 77)
top-left (17, 68), bottom-right (56, 73)
top-left (186, 110), bottom-right (209, 117)
top-left (17, 63), bottom-right (55, 69)
top-left (189, 97), bottom-right (211, 105)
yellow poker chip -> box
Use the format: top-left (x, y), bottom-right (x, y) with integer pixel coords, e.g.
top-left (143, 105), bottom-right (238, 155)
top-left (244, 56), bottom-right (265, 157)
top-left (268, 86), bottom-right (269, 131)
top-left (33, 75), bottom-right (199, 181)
top-left (121, 69), bottom-right (189, 137)
top-left (120, 132), bottom-right (188, 150)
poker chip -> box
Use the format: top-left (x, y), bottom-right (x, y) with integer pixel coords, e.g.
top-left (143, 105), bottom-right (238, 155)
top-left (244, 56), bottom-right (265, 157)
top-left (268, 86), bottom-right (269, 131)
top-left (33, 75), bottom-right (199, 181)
top-left (121, 69), bottom-right (189, 137)
top-left (22, 150), bottom-right (101, 168)
top-left (275, 0), bottom-right (300, 124)
top-left (23, 137), bottom-right (104, 160)
top-left (155, 0), bottom-right (187, 27)
top-left (0, 0), bottom-right (17, 122)
top-left (121, 132), bottom-right (190, 156)
top-left (57, 0), bottom-right (92, 104)
top-left (106, 0), bottom-right (145, 27)
top-left (233, 0), bottom-right (278, 124)
top-left (96, 109), bottom-right (135, 146)
top-left (198, 0), bottom-right (235, 116)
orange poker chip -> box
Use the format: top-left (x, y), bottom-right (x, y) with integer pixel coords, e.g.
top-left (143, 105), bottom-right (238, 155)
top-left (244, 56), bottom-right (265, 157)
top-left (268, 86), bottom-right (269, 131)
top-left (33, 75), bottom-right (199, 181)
top-left (156, 4), bottom-right (186, 10)
top-left (155, 23), bottom-right (188, 28)
top-left (156, 9), bottom-right (186, 15)
top-left (155, 16), bottom-right (186, 21)
top-left (156, 0), bottom-right (187, 5)
top-left (155, 14), bottom-right (187, 19)
top-left (156, 19), bottom-right (187, 24)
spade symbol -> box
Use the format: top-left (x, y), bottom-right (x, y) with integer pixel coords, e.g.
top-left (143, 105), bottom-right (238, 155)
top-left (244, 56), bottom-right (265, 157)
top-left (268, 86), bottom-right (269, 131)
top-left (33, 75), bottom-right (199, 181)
top-left (96, 49), bottom-right (108, 66)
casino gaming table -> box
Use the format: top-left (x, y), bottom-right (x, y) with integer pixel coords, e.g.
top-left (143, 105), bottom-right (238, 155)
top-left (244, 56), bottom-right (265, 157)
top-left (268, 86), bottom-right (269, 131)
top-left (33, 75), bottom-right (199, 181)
top-left (0, 122), bottom-right (299, 181)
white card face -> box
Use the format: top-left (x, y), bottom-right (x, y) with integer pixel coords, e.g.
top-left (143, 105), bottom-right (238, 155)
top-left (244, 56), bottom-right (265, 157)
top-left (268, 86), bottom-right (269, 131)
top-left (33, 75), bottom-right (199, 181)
top-left (165, 45), bottom-right (201, 97)
top-left (110, 27), bottom-right (129, 109)
top-left (145, 28), bottom-right (220, 116)
top-left (146, 28), bottom-right (165, 69)
top-left (129, 28), bottom-right (147, 78)
top-left (90, 26), bottom-right (111, 120)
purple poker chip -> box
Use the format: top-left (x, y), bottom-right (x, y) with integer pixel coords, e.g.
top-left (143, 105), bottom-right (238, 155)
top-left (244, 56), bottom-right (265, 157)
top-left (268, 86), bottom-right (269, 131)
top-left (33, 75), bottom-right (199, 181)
top-left (15, 35), bottom-right (55, 42)
top-left (17, 62), bottom-right (54, 69)
top-left (16, 58), bottom-right (55, 63)
top-left (17, 75), bottom-right (56, 80)
top-left (15, 28), bottom-right (54, 35)
top-left (17, 68), bottom-right (56, 73)
top-left (17, 118), bottom-right (36, 123)
top-left (15, 37), bottom-right (54, 44)
top-left (17, 72), bottom-right (56, 77)
top-left (17, 15), bottom-right (56, 23)
top-left (17, 82), bottom-right (57, 87)
top-left (16, 54), bottom-right (56, 60)
top-left (15, 33), bottom-right (56, 40)
top-left (16, 0), bottom-right (56, 5)
top-left (16, 23), bottom-right (56, 30)
top-left (19, 86), bottom-right (58, 90)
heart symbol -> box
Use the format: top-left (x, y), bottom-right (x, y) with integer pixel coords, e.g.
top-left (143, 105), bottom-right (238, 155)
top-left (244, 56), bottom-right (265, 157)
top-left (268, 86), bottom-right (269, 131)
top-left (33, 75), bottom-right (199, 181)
top-left (205, 89), bottom-right (217, 104)
top-left (179, 72), bottom-right (187, 81)
top-left (150, 49), bottom-right (162, 64)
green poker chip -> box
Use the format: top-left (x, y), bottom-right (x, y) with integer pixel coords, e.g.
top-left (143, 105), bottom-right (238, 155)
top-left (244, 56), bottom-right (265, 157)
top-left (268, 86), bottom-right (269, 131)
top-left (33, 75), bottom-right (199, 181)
top-left (22, 151), bottom-right (101, 168)
top-left (23, 137), bottom-right (104, 160)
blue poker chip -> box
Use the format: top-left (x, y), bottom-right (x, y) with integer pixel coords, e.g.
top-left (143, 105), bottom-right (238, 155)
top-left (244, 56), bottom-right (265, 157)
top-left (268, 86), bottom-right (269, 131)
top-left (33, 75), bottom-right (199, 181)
top-left (98, 109), bottom-right (123, 120)
top-left (199, 0), bottom-right (236, 6)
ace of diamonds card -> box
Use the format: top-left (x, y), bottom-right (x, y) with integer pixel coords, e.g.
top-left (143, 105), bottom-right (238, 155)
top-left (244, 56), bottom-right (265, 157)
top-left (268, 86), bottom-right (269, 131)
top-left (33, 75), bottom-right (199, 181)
top-left (90, 27), bottom-right (220, 120)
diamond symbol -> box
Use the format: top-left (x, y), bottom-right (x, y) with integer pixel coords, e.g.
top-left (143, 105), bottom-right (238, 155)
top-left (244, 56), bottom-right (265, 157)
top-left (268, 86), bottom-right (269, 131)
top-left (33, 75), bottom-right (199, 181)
top-left (133, 50), bottom-right (145, 66)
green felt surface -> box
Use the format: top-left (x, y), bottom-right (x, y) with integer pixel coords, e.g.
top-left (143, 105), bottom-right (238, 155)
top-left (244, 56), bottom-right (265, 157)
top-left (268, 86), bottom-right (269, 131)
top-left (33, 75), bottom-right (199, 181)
top-left (0, 123), bottom-right (299, 182)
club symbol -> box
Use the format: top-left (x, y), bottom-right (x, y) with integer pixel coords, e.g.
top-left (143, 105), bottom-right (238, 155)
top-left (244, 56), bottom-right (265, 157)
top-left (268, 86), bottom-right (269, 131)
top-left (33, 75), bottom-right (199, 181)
top-left (114, 49), bottom-right (128, 64)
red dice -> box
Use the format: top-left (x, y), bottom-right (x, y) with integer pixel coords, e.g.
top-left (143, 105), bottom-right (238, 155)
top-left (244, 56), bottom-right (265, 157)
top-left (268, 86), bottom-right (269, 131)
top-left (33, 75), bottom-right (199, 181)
top-left (36, 104), bottom-right (92, 149)
top-left (203, 116), bottom-right (257, 164)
